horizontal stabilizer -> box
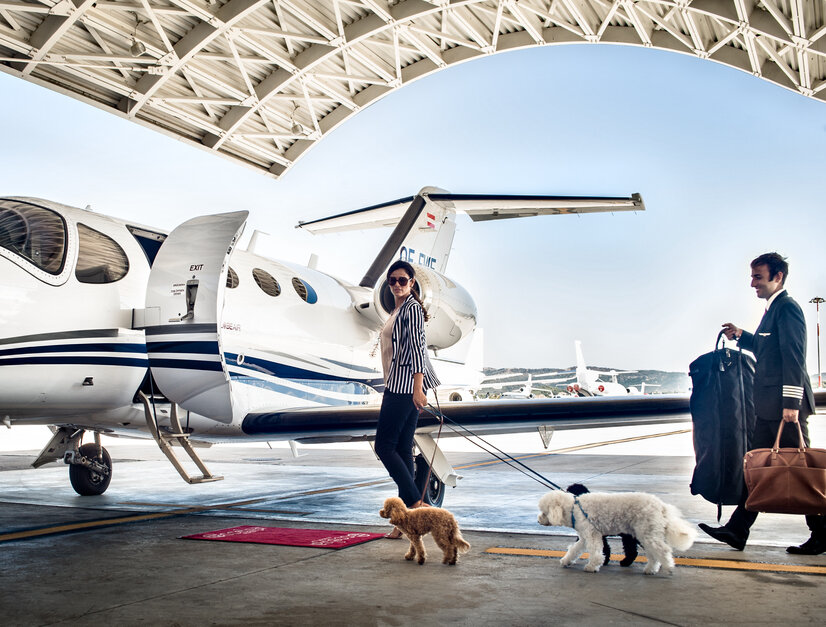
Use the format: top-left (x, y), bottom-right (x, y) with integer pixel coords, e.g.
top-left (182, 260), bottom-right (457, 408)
top-left (297, 193), bottom-right (644, 234)
top-left (296, 196), bottom-right (416, 234)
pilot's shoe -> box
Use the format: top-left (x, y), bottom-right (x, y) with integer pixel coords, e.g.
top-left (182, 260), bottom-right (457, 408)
top-left (786, 535), bottom-right (826, 555)
top-left (698, 523), bottom-right (747, 551)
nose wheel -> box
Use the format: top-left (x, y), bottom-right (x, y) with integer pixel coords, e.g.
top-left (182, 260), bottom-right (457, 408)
top-left (69, 442), bottom-right (112, 496)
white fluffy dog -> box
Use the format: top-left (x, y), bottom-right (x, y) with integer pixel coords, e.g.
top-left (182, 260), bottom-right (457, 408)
top-left (537, 491), bottom-right (696, 575)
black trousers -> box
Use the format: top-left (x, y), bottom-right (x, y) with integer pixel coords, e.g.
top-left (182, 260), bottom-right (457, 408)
top-left (727, 416), bottom-right (825, 538)
top-left (375, 391), bottom-right (421, 506)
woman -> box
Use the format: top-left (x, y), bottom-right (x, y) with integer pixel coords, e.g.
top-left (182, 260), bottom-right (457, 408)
top-left (375, 260), bottom-right (440, 537)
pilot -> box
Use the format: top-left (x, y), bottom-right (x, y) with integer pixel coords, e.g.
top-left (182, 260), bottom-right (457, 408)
top-left (374, 260), bottom-right (440, 538)
top-left (700, 252), bottom-right (824, 555)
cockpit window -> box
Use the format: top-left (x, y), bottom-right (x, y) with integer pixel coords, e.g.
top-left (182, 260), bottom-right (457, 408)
top-left (75, 223), bottom-right (129, 284)
top-left (0, 200), bottom-right (67, 274)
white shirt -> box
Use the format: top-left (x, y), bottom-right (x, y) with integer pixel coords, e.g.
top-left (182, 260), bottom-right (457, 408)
top-left (380, 309), bottom-right (399, 382)
top-left (766, 287), bottom-right (785, 311)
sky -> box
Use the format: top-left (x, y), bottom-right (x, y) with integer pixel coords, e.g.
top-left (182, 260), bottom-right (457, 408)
top-left (1, 43), bottom-right (825, 374)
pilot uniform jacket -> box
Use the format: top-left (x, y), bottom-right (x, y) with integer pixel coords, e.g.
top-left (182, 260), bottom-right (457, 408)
top-left (737, 290), bottom-right (815, 421)
top-left (384, 294), bottom-right (440, 394)
top-left (726, 290), bottom-right (824, 539)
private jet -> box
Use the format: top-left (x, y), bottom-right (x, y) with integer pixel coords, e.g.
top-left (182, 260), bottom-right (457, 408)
top-left (0, 189), bottom-right (693, 504)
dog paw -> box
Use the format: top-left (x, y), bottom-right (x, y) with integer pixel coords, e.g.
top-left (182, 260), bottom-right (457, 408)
top-left (559, 559), bottom-right (572, 568)
top-left (417, 558), bottom-right (425, 565)
top-left (583, 564), bottom-right (601, 573)
top-left (643, 566), bottom-right (659, 575)
top-left (405, 553), bottom-right (414, 561)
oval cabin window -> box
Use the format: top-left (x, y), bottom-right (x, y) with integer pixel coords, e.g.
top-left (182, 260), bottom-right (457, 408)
top-left (226, 266), bottom-right (239, 288)
top-left (291, 277), bottom-right (318, 304)
top-left (75, 224), bottom-right (129, 284)
top-left (252, 268), bottom-right (280, 296)
top-left (0, 199), bottom-right (67, 274)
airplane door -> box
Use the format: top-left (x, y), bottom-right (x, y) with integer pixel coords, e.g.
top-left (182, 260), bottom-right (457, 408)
top-left (144, 211), bottom-right (248, 422)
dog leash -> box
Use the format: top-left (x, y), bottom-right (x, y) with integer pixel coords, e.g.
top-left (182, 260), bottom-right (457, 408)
top-left (421, 404), bottom-right (563, 492)
top-left (416, 395), bottom-right (445, 505)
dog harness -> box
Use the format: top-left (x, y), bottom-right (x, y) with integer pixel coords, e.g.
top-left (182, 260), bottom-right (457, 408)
top-left (571, 496), bottom-right (600, 533)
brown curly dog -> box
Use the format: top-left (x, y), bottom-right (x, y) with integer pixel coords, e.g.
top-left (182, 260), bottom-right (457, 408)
top-left (379, 497), bottom-right (471, 565)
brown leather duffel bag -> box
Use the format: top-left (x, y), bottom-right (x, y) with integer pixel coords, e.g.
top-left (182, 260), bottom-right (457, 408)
top-left (744, 420), bottom-right (826, 514)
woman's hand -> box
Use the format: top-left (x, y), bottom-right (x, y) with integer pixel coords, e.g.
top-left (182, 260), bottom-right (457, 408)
top-left (413, 388), bottom-right (427, 411)
top-left (412, 373), bottom-right (426, 410)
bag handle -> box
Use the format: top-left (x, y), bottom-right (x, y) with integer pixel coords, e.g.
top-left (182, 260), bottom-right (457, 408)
top-left (772, 419), bottom-right (806, 451)
top-left (715, 329), bottom-right (727, 351)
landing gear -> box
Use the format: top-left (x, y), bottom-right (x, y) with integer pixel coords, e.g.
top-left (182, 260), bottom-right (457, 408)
top-left (414, 453), bottom-right (445, 507)
top-left (32, 427), bottom-right (113, 496)
top-left (68, 443), bottom-right (113, 496)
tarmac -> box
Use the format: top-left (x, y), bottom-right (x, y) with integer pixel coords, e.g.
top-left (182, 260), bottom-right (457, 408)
top-left (1, 419), bottom-right (824, 626)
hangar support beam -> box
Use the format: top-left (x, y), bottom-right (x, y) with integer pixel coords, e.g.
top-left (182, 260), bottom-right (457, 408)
top-left (1, 0), bottom-right (825, 178)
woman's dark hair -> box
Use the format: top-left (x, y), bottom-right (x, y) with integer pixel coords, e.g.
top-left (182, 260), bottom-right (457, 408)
top-left (386, 260), bottom-right (429, 321)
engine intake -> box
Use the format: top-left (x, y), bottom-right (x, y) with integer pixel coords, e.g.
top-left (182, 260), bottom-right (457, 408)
top-left (373, 266), bottom-right (477, 350)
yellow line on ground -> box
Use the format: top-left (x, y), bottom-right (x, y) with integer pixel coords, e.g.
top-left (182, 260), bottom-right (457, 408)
top-left (484, 547), bottom-right (826, 575)
top-left (455, 429), bottom-right (691, 470)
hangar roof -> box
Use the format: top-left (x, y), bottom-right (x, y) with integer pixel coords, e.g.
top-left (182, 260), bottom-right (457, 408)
top-left (2, 0), bottom-right (824, 178)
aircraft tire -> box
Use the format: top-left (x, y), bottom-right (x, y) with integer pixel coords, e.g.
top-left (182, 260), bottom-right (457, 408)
top-left (69, 443), bottom-right (113, 496)
top-left (414, 453), bottom-right (445, 507)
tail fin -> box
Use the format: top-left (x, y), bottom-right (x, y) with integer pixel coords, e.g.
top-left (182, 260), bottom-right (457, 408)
top-left (575, 340), bottom-right (589, 388)
top-left (664, 504), bottom-right (697, 551)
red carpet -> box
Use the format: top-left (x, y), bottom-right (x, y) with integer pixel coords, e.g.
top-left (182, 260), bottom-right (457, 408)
top-left (181, 525), bottom-right (385, 549)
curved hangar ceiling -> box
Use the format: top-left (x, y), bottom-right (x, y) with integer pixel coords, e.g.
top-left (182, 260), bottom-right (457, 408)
top-left (1, 1), bottom-right (824, 178)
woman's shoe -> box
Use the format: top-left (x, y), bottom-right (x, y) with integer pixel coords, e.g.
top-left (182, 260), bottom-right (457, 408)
top-left (384, 527), bottom-right (403, 539)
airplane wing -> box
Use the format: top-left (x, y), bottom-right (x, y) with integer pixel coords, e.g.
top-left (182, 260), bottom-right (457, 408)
top-left (239, 394), bottom-right (690, 443)
top-left (296, 192), bottom-right (644, 234)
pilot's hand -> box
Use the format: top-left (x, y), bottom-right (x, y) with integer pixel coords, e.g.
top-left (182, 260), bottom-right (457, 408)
top-left (782, 408), bottom-right (799, 423)
top-left (413, 388), bottom-right (427, 411)
top-left (721, 322), bottom-right (740, 341)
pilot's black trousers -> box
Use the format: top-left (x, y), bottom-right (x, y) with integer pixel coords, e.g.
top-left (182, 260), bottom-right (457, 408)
top-left (727, 416), bottom-right (825, 540)
top-left (375, 391), bottom-right (421, 507)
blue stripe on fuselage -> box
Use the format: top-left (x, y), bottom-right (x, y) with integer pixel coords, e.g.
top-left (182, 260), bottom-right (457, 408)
top-left (0, 356), bottom-right (148, 367)
top-left (0, 343), bottom-right (147, 357)
top-left (229, 374), bottom-right (374, 406)
top-left (146, 340), bottom-right (220, 354)
top-left (225, 352), bottom-right (383, 387)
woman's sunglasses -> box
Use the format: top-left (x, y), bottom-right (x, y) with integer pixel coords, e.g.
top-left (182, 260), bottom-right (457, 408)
top-left (387, 276), bottom-right (410, 286)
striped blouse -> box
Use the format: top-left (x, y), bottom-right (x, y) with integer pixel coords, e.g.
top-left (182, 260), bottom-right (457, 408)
top-left (384, 294), bottom-right (440, 394)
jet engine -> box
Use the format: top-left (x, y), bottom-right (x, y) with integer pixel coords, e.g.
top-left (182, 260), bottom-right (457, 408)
top-left (370, 266), bottom-right (477, 350)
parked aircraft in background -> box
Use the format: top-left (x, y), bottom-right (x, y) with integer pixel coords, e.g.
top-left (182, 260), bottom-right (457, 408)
top-left (567, 340), bottom-right (639, 396)
top-left (500, 374), bottom-right (536, 399)
top-left (486, 372), bottom-right (576, 399)
top-left (0, 189), bottom-right (696, 505)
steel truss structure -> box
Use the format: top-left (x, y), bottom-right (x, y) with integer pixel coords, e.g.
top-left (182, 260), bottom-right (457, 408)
top-left (2, 1), bottom-right (824, 177)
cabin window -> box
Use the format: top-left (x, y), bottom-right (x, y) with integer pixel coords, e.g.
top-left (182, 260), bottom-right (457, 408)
top-left (75, 223), bottom-right (129, 283)
top-left (252, 268), bottom-right (280, 296)
top-left (0, 199), bottom-right (67, 274)
top-left (292, 277), bottom-right (318, 304)
top-left (126, 225), bottom-right (166, 266)
top-left (226, 266), bottom-right (239, 288)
